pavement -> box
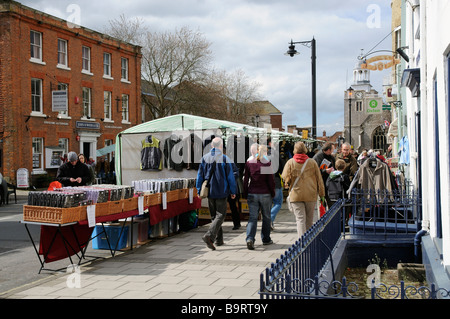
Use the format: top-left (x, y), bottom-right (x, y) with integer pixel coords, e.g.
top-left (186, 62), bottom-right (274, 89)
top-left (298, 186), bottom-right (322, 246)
top-left (1, 196), bottom-right (300, 300)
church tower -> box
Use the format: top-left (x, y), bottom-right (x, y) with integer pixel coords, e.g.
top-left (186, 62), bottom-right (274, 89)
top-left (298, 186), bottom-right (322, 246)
top-left (344, 59), bottom-right (390, 153)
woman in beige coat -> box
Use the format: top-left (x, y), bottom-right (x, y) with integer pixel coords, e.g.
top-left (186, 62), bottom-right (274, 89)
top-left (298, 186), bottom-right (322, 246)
top-left (281, 141), bottom-right (325, 238)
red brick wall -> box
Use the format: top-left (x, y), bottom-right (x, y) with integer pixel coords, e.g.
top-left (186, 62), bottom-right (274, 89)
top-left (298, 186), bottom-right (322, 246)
top-left (270, 114), bottom-right (282, 131)
top-left (0, 2), bottom-right (141, 183)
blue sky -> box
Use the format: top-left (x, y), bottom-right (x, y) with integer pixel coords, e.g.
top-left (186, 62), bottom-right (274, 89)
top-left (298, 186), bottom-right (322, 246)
top-left (20, 0), bottom-right (393, 136)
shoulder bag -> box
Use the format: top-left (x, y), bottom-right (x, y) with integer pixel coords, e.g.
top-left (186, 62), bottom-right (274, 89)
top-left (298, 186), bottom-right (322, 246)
top-left (286, 158), bottom-right (310, 212)
top-left (199, 159), bottom-right (217, 199)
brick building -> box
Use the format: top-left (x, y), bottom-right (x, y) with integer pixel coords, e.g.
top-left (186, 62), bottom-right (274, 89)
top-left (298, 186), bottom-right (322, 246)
top-left (0, 1), bottom-right (141, 186)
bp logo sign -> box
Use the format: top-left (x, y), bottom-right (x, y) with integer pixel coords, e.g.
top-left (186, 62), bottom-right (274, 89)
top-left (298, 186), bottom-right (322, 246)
top-left (367, 99), bottom-right (381, 114)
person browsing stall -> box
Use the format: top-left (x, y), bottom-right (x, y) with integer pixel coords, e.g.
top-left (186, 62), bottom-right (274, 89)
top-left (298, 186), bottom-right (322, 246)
top-left (56, 151), bottom-right (91, 187)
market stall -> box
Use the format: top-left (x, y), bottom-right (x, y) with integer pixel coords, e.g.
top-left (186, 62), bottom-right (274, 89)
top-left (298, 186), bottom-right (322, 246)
top-left (114, 114), bottom-right (312, 222)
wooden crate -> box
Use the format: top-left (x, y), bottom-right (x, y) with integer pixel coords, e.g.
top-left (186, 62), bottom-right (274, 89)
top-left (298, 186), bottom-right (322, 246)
top-left (166, 190), bottom-right (179, 202)
top-left (178, 188), bottom-right (188, 200)
top-left (78, 206), bottom-right (88, 221)
top-left (122, 197), bottom-right (138, 212)
top-left (23, 205), bottom-right (82, 224)
top-left (145, 193), bottom-right (161, 206)
top-left (95, 202), bottom-right (110, 217)
top-left (109, 200), bottom-right (123, 214)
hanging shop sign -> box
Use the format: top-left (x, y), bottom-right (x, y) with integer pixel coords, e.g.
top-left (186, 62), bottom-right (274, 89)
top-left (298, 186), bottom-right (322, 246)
top-left (361, 55), bottom-right (401, 71)
top-left (52, 90), bottom-right (68, 112)
top-left (367, 99), bottom-right (382, 114)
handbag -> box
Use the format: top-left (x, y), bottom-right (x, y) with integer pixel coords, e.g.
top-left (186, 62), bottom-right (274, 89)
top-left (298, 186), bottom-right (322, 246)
top-left (199, 160), bottom-right (217, 199)
top-left (286, 158), bottom-right (310, 212)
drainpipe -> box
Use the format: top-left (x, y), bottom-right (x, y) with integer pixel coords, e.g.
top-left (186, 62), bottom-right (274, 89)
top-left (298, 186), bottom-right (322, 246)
top-left (414, 229), bottom-right (427, 263)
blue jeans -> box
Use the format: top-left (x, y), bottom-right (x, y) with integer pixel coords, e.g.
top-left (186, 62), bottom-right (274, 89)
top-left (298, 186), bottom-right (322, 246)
top-left (246, 193), bottom-right (272, 243)
top-left (270, 188), bottom-right (283, 222)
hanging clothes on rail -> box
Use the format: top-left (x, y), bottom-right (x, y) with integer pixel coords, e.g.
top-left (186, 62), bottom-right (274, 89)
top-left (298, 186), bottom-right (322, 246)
top-left (141, 135), bottom-right (163, 171)
top-left (164, 134), bottom-right (184, 171)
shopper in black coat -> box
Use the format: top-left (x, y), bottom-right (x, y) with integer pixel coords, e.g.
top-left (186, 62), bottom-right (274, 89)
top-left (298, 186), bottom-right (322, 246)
top-left (56, 151), bottom-right (91, 187)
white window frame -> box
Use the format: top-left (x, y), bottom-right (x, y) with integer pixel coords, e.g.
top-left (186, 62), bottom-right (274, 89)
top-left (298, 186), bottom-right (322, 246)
top-left (121, 57), bottom-right (129, 82)
top-left (32, 137), bottom-right (44, 171)
top-left (31, 78), bottom-right (43, 114)
top-left (57, 38), bottom-right (70, 69)
top-left (121, 94), bottom-right (129, 123)
top-left (104, 91), bottom-right (112, 121)
top-left (82, 46), bottom-right (92, 75)
top-left (30, 30), bottom-right (45, 64)
top-left (103, 53), bottom-right (113, 79)
top-left (82, 87), bottom-right (92, 119)
top-left (58, 138), bottom-right (69, 156)
top-left (56, 83), bottom-right (70, 118)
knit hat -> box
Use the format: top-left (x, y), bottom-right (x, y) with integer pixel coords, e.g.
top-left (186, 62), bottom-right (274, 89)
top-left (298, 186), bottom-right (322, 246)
top-left (68, 151), bottom-right (78, 162)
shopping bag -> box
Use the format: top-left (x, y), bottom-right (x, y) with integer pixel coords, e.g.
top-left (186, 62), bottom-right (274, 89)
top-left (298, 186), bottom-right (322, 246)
top-left (199, 180), bottom-right (209, 199)
top-left (319, 202), bottom-right (326, 217)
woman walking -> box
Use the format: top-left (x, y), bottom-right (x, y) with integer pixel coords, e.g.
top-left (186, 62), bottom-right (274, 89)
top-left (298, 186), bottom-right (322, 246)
top-left (243, 145), bottom-right (275, 250)
top-left (282, 141), bottom-right (325, 238)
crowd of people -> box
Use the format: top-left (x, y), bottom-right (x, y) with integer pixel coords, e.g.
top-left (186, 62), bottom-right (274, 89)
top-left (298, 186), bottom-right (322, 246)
top-left (56, 152), bottom-right (116, 187)
top-left (196, 137), bottom-right (392, 251)
top-left (56, 139), bottom-right (386, 252)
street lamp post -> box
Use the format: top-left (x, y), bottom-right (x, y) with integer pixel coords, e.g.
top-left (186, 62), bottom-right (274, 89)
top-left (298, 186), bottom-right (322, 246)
top-left (285, 38), bottom-right (317, 144)
top-left (347, 87), bottom-right (354, 147)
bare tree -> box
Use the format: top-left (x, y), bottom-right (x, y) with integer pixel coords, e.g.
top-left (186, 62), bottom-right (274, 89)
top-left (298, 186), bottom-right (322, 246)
top-left (104, 14), bottom-right (146, 45)
top-left (105, 16), bottom-right (261, 122)
top-left (141, 26), bottom-right (212, 119)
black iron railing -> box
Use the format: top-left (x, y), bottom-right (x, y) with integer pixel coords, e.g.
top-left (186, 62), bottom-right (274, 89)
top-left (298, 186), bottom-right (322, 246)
top-left (258, 189), bottom-right (443, 299)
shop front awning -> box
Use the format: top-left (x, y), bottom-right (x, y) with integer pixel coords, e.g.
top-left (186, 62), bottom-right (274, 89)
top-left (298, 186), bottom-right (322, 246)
top-left (96, 144), bottom-right (115, 157)
top-left (401, 68), bottom-right (421, 97)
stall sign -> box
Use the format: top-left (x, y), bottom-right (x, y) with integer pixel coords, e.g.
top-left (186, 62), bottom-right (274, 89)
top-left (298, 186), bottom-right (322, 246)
top-left (361, 55), bottom-right (401, 71)
top-left (17, 168), bottom-right (29, 188)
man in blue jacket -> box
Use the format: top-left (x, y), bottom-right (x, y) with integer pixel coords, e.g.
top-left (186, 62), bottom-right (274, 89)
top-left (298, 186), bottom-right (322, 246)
top-left (196, 137), bottom-right (237, 250)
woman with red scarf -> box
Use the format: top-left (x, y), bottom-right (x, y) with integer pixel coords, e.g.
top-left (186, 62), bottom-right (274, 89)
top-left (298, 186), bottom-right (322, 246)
top-left (281, 142), bottom-right (325, 238)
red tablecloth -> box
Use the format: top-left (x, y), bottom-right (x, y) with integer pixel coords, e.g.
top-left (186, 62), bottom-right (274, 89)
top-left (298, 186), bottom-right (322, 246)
top-left (147, 196), bottom-right (201, 226)
top-left (38, 197), bottom-right (200, 263)
top-left (38, 224), bottom-right (93, 263)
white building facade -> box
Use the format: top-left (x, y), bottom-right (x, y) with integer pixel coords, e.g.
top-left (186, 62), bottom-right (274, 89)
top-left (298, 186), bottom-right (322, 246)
top-left (400, 0), bottom-right (450, 290)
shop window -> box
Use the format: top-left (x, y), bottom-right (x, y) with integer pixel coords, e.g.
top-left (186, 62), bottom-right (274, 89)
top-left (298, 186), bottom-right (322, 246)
top-left (32, 137), bottom-right (43, 170)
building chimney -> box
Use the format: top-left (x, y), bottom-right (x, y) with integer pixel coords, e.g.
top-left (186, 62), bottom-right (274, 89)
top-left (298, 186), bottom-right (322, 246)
top-left (323, 130), bottom-right (326, 137)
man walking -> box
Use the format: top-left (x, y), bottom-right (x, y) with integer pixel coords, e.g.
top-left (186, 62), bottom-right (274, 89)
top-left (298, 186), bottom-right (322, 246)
top-left (196, 137), bottom-right (237, 250)
top-left (313, 142), bottom-right (335, 209)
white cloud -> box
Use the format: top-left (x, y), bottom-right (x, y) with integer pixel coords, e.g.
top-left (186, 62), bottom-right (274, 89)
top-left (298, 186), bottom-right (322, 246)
top-left (20, 0), bottom-right (393, 135)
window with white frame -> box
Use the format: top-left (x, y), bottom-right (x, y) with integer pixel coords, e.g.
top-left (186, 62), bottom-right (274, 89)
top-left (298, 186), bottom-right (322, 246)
top-left (57, 83), bottom-right (69, 117)
top-left (57, 38), bottom-right (68, 67)
top-left (31, 78), bottom-right (42, 113)
top-left (104, 91), bottom-right (112, 120)
top-left (32, 137), bottom-right (43, 170)
top-left (121, 94), bottom-right (129, 122)
top-left (105, 139), bottom-right (113, 162)
top-left (30, 30), bottom-right (42, 62)
top-left (58, 138), bottom-right (69, 156)
top-left (103, 53), bottom-right (111, 77)
top-left (82, 87), bottom-right (92, 118)
top-left (121, 57), bottom-right (129, 81)
top-left (82, 46), bottom-right (91, 72)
